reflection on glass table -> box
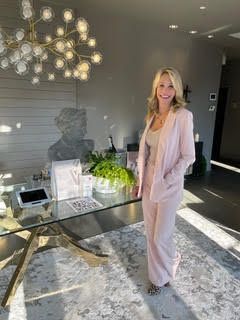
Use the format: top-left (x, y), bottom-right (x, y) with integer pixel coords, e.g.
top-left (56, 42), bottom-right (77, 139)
top-left (0, 182), bottom-right (141, 307)
top-left (0, 183), bottom-right (140, 236)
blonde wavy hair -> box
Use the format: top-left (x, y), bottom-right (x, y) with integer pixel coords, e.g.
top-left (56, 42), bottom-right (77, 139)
top-left (146, 67), bottom-right (186, 120)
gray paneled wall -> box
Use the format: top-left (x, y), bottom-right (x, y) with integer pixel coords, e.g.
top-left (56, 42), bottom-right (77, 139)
top-left (0, 0), bottom-right (77, 184)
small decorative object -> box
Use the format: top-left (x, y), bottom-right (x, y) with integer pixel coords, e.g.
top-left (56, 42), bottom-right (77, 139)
top-left (194, 133), bottom-right (200, 142)
top-left (192, 155), bottom-right (207, 176)
top-left (66, 197), bottom-right (103, 214)
top-left (0, 1), bottom-right (103, 85)
top-left (41, 162), bottom-right (51, 180)
top-left (107, 135), bottom-right (117, 153)
top-left (79, 174), bottom-right (93, 197)
top-left (88, 151), bottom-right (136, 193)
top-left (192, 141), bottom-right (207, 177)
top-left (183, 84), bottom-right (191, 103)
top-left (127, 144), bottom-right (139, 177)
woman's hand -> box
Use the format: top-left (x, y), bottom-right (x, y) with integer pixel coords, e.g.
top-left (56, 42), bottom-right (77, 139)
top-left (132, 185), bottom-right (140, 197)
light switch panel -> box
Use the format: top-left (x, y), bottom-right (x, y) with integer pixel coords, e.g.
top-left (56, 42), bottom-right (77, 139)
top-left (209, 105), bottom-right (215, 111)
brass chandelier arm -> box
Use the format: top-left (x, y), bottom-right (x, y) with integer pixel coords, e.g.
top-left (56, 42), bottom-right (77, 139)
top-left (47, 47), bottom-right (63, 58)
top-left (32, 17), bottom-right (43, 26)
top-left (70, 46), bottom-right (91, 60)
top-left (29, 18), bottom-right (34, 42)
top-left (78, 54), bottom-right (91, 59)
top-left (43, 34), bottom-right (76, 48)
top-left (65, 29), bottom-right (78, 38)
top-left (1, 28), bottom-right (10, 40)
top-left (65, 22), bottom-right (68, 36)
top-left (75, 42), bottom-right (87, 47)
top-left (44, 38), bottom-right (74, 49)
top-left (70, 46), bottom-right (82, 59)
top-left (4, 41), bottom-right (19, 49)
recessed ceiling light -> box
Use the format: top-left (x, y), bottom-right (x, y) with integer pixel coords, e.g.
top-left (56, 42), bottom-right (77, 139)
top-left (208, 34), bottom-right (214, 38)
top-left (189, 30), bottom-right (198, 34)
top-left (200, 6), bottom-right (206, 10)
top-left (169, 25), bottom-right (178, 30)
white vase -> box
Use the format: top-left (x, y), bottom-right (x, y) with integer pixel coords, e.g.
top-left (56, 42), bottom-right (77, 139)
top-left (93, 177), bottom-right (123, 194)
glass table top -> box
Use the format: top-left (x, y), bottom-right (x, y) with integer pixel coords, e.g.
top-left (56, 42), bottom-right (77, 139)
top-left (0, 182), bottom-right (141, 237)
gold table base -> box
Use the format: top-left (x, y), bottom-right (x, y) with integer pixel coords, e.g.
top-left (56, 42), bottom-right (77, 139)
top-left (0, 221), bottom-right (108, 307)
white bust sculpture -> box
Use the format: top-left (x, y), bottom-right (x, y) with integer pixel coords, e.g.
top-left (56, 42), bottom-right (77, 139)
top-left (48, 108), bottom-right (94, 163)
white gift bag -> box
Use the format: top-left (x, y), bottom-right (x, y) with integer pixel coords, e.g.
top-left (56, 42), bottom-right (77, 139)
top-left (51, 159), bottom-right (82, 201)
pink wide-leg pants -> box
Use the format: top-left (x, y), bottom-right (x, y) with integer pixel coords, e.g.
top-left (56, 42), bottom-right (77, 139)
top-left (142, 163), bottom-right (181, 287)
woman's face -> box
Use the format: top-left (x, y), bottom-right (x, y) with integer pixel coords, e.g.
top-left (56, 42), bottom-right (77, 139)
top-left (156, 73), bottom-right (176, 107)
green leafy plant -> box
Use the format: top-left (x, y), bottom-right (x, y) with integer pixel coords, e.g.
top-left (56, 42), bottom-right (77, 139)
top-left (88, 151), bottom-right (136, 187)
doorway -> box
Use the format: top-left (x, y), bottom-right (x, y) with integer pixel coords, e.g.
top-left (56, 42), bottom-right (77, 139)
top-left (211, 87), bottom-right (228, 162)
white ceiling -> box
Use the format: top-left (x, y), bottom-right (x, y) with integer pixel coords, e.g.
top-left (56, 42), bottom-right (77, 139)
top-left (44, 0), bottom-right (240, 60)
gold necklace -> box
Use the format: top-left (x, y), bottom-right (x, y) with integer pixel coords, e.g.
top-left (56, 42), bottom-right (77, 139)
top-left (157, 117), bottom-right (165, 125)
top-left (154, 111), bottom-right (169, 125)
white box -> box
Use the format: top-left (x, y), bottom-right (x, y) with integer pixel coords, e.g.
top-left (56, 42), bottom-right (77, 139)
top-left (80, 174), bottom-right (93, 197)
top-left (51, 159), bottom-right (82, 201)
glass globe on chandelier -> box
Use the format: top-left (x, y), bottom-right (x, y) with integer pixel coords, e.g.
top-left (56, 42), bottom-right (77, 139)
top-left (0, 0), bottom-right (103, 85)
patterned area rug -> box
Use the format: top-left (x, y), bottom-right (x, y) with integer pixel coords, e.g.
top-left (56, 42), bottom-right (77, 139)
top-left (0, 207), bottom-right (239, 320)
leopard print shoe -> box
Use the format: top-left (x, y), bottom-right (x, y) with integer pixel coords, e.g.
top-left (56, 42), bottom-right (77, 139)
top-left (148, 281), bottom-right (170, 295)
top-left (148, 283), bottom-right (161, 295)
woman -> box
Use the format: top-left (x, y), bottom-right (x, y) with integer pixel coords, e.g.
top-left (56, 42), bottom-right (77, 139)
top-left (136, 67), bottom-right (195, 295)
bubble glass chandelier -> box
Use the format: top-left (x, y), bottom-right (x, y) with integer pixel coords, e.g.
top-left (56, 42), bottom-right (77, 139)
top-left (0, 0), bottom-right (103, 85)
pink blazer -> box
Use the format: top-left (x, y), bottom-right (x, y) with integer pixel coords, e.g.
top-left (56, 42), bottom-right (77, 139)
top-left (137, 107), bottom-right (195, 202)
